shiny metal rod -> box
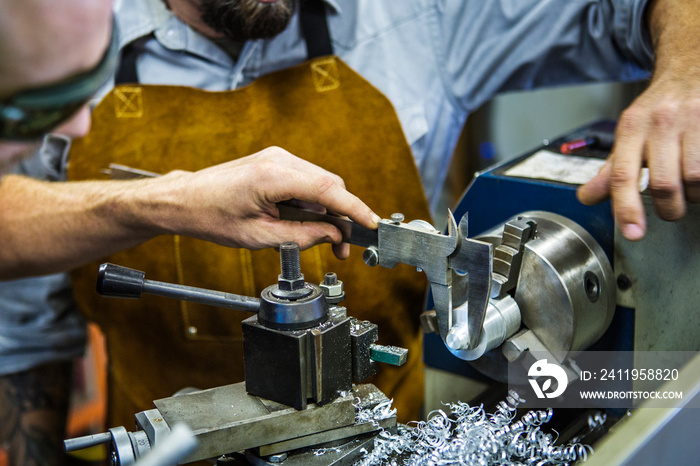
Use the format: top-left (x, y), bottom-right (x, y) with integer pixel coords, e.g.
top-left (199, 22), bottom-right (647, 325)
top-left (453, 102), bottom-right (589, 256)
top-left (97, 263), bottom-right (261, 312)
top-left (64, 432), bottom-right (112, 452)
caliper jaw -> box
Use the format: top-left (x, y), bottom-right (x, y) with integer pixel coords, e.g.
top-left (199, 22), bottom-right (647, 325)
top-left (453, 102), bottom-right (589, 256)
top-left (373, 211), bottom-right (493, 350)
top-left (448, 213), bottom-right (493, 349)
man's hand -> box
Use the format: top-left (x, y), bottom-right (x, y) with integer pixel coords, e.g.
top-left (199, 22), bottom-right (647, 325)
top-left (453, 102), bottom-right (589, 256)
top-left (577, 0), bottom-right (700, 241)
top-left (0, 146), bottom-right (377, 279)
top-left (146, 146), bottom-right (380, 259)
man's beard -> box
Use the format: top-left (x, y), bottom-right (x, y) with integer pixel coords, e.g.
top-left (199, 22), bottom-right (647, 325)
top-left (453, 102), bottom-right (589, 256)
top-left (199, 0), bottom-right (298, 42)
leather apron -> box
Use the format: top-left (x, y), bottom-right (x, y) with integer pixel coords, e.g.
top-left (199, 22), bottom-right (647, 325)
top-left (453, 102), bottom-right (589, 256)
top-left (67, 7), bottom-right (431, 428)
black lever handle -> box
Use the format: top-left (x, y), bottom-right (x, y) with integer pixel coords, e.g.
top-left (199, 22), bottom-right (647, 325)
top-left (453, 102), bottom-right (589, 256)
top-left (97, 263), bottom-right (145, 298)
top-left (97, 263), bottom-right (261, 312)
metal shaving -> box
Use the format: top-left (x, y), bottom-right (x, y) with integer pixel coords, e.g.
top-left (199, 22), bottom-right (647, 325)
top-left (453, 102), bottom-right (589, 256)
top-left (353, 390), bottom-right (593, 465)
top-left (355, 399), bottom-right (397, 427)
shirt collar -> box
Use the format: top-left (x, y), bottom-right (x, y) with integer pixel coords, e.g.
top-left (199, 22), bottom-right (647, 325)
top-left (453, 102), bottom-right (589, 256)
top-left (117, 0), bottom-right (341, 49)
top-left (116, 0), bottom-right (340, 68)
top-left (116, 0), bottom-right (233, 66)
top-left (323, 0), bottom-right (342, 15)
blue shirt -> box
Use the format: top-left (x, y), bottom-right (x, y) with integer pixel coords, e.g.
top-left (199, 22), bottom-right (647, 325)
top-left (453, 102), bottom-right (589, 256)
top-left (0, 0), bottom-right (653, 374)
top-left (0, 136), bottom-right (86, 375)
top-left (115, 0), bottom-right (653, 211)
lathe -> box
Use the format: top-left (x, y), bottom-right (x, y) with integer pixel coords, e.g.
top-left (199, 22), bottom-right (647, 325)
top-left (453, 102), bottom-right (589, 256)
top-left (66, 121), bottom-right (700, 465)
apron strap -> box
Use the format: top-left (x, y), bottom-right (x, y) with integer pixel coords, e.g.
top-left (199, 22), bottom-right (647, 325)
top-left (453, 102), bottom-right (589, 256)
top-left (114, 36), bottom-right (151, 85)
top-left (300, 0), bottom-right (333, 58)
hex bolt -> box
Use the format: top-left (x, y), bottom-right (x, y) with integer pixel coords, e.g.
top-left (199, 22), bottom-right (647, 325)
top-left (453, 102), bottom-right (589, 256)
top-left (324, 272), bottom-right (338, 285)
top-left (391, 213), bottom-right (405, 224)
top-left (279, 242), bottom-right (302, 282)
top-left (272, 242), bottom-right (311, 299)
top-left (320, 272), bottom-right (344, 303)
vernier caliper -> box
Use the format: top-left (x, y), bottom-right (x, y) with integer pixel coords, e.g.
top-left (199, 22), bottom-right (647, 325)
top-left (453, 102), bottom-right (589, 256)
top-left (277, 202), bottom-right (493, 351)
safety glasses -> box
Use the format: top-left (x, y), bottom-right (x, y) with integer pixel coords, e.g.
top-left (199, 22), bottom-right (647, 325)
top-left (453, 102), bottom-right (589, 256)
top-left (0, 19), bottom-right (119, 141)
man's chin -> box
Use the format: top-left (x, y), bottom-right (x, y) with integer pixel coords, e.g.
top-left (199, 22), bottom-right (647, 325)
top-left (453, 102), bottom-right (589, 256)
top-left (0, 140), bottom-right (42, 173)
top-left (200, 0), bottom-right (297, 42)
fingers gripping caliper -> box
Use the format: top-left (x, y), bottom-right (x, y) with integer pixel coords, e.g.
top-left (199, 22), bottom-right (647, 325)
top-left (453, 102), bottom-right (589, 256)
top-left (277, 203), bottom-right (494, 352)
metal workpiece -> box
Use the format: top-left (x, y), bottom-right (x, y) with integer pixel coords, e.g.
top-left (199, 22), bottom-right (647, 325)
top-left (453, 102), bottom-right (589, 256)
top-left (443, 215), bottom-right (532, 356)
top-left (446, 294), bottom-right (521, 360)
top-left (407, 218), bottom-right (440, 233)
top-left (97, 263), bottom-right (261, 312)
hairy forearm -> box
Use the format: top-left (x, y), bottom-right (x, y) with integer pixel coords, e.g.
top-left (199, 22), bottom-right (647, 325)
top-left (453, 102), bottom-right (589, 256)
top-left (0, 174), bottom-right (166, 278)
top-left (0, 148), bottom-right (380, 278)
top-left (647, 0), bottom-right (700, 74)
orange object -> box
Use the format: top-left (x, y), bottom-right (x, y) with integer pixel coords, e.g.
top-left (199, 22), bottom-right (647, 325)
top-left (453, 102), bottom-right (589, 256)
top-left (67, 323), bottom-right (108, 437)
top-left (560, 137), bottom-right (597, 154)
